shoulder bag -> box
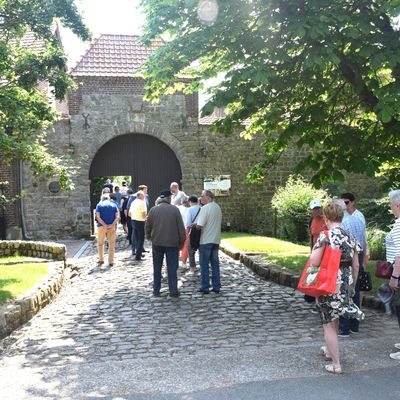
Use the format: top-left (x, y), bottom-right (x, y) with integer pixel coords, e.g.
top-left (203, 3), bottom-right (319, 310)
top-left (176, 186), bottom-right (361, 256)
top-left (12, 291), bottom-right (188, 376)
top-left (359, 268), bottom-right (373, 291)
top-left (189, 208), bottom-right (202, 251)
top-left (375, 260), bottom-right (393, 279)
top-left (297, 230), bottom-right (342, 297)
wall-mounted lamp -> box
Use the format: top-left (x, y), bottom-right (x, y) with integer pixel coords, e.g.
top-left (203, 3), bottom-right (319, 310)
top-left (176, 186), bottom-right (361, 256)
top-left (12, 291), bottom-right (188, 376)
top-left (200, 147), bottom-right (208, 157)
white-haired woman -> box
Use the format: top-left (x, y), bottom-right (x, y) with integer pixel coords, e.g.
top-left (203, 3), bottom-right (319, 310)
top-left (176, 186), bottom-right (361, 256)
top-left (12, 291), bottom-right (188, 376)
top-left (387, 190), bottom-right (400, 360)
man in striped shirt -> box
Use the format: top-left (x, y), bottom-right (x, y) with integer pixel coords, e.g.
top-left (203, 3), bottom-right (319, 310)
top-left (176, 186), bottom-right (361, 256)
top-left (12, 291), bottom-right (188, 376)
top-left (339, 192), bottom-right (368, 337)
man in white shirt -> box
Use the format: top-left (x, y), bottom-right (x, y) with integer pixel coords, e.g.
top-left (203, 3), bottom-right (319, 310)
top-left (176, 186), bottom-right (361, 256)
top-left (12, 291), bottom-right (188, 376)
top-left (170, 181), bottom-right (188, 206)
top-left (129, 191), bottom-right (147, 262)
top-left (196, 190), bottom-right (222, 294)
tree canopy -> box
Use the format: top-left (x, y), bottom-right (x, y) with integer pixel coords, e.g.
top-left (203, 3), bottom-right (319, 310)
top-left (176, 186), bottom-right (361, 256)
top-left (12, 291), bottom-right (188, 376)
top-left (140, 0), bottom-right (400, 188)
top-left (0, 0), bottom-right (90, 189)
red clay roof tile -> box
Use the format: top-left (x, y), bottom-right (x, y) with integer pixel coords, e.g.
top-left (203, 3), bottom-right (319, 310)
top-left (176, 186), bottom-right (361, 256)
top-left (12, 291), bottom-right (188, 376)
top-left (70, 34), bottom-right (163, 77)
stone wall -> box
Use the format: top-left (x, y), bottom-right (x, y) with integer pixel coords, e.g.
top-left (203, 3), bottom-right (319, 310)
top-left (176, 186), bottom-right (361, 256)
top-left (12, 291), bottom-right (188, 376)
top-left (0, 260), bottom-right (66, 339)
top-left (20, 76), bottom-right (383, 239)
top-left (0, 240), bottom-right (66, 262)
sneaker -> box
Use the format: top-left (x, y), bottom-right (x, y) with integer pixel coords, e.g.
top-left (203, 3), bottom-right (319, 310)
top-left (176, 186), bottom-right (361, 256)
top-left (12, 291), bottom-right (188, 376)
top-left (350, 329), bottom-right (359, 334)
top-left (338, 331), bottom-right (350, 338)
top-left (394, 343), bottom-right (400, 350)
top-left (389, 351), bottom-right (400, 360)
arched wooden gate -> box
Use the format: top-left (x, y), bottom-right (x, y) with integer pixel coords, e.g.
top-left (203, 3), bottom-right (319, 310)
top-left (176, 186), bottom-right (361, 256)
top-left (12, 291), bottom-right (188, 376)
top-left (89, 133), bottom-right (182, 210)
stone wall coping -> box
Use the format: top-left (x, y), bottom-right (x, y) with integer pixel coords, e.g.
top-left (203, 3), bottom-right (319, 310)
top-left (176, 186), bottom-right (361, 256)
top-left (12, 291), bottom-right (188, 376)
top-left (0, 260), bottom-right (66, 339)
top-left (219, 242), bottom-right (385, 313)
top-left (0, 240), bottom-right (67, 263)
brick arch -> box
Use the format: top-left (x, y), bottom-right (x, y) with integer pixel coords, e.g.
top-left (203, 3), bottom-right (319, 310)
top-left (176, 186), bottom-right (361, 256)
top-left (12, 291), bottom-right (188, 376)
top-left (89, 133), bottom-right (182, 204)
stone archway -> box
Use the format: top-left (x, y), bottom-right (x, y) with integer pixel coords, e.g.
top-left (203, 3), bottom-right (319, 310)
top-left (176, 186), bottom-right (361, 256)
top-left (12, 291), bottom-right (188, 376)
top-left (89, 133), bottom-right (182, 206)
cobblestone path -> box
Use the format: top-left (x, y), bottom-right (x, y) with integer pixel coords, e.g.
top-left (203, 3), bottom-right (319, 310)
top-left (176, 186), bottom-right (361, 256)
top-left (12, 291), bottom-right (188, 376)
top-left (1, 233), bottom-right (399, 398)
top-left (1, 233), bottom-right (397, 367)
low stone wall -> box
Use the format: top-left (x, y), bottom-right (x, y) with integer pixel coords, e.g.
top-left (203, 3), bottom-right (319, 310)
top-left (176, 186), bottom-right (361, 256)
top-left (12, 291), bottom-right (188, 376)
top-left (0, 240), bottom-right (67, 339)
top-left (220, 243), bottom-right (385, 312)
top-left (0, 261), bottom-right (66, 339)
top-left (0, 240), bottom-right (66, 262)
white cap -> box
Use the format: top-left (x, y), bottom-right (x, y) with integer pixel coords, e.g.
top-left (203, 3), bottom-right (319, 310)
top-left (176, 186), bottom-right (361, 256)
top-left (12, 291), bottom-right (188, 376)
top-left (309, 199), bottom-right (322, 209)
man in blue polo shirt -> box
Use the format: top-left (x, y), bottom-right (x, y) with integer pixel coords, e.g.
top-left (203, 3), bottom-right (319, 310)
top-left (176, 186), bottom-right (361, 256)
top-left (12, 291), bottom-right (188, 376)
top-left (96, 194), bottom-right (119, 267)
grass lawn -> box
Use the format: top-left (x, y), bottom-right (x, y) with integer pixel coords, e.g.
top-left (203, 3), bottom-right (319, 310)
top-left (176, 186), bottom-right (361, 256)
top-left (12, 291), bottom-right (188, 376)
top-left (0, 262), bottom-right (49, 303)
top-left (221, 232), bottom-right (387, 296)
top-left (221, 232), bottom-right (309, 253)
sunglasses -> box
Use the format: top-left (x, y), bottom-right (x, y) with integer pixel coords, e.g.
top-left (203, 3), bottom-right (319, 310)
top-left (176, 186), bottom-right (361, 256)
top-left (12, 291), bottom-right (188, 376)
top-left (344, 200), bottom-right (350, 205)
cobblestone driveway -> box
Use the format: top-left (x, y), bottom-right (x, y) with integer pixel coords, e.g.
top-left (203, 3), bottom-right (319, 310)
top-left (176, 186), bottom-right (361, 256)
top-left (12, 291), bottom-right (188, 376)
top-left (1, 233), bottom-right (398, 370)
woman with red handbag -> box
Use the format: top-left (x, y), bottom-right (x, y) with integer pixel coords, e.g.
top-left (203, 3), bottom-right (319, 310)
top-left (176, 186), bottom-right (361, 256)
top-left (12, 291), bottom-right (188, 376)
top-left (387, 190), bottom-right (400, 360)
top-left (308, 202), bottom-right (363, 374)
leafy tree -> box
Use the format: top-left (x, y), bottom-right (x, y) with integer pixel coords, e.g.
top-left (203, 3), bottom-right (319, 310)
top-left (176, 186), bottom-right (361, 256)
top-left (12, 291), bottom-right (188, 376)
top-left (140, 0), bottom-right (400, 187)
top-left (0, 0), bottom-right (90, 189)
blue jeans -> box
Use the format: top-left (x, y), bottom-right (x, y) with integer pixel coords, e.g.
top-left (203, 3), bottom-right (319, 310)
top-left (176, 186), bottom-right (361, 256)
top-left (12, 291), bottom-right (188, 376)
top-left (339, 252), bottom-right (363, 333)
top-left (133, 220), bottom-right (145, 260)
top-left (199, 243), bottom-right (220, 291)
top-left (152, 245), bottom-right (179, 295)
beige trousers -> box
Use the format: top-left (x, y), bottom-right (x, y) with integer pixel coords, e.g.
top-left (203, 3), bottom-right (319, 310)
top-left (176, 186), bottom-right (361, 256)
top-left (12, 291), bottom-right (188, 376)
top-left (97, 225), bottom-right (116, 264)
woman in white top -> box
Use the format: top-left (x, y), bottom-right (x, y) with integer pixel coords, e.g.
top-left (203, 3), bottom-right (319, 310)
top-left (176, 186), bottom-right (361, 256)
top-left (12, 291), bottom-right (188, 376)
top-left (387, 190), bottom-right (400, 360)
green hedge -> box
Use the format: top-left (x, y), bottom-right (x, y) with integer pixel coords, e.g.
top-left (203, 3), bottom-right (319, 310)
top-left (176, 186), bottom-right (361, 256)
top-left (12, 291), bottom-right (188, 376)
top-left (272, 176), bottom-right (329, 244)
top-left (358, 197), bottom-right (393, 231)
top-left (366, 226), bottom-right (387, 260)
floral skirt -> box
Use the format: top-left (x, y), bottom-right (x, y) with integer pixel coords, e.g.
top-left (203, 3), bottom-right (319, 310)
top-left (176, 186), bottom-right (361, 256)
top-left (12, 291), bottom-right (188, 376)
top-left (316, 265), bottom-right (364, 324)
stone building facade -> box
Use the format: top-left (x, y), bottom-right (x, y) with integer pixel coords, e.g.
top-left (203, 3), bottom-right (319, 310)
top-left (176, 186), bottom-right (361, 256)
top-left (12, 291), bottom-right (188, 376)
top-left (14, 34), bottom-right (381, 239)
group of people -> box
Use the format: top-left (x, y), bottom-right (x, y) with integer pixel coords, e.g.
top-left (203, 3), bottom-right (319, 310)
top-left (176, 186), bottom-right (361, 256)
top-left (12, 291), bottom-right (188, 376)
top-left (307, 191), bottom-right (400, 373)
top-left (95, 180), bottom-right (222, 298)
top-left (96, 181), bottom-right (400, 373)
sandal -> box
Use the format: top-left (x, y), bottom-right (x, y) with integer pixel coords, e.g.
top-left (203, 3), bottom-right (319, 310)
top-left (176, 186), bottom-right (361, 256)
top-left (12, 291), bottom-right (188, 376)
top-left (325, 364), bottom-right (342, 374)
top-left (320, 346), bottom-right (332, 361)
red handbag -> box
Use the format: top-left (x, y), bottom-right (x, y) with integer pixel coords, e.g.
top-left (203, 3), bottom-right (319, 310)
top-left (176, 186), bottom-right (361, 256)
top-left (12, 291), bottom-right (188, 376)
top-left (297, 230), bottom-right (342, 297)
top-left (375, 260), bottom-right (393, 279)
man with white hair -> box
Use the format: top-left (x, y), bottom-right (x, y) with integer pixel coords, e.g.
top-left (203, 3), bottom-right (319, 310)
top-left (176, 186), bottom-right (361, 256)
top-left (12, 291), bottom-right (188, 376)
top-left (170, 181), bottom-right (188, 206)
top-left (196, 189), bottom-right (222, 294)
top-left (95, 194), bottom-right (119, 267)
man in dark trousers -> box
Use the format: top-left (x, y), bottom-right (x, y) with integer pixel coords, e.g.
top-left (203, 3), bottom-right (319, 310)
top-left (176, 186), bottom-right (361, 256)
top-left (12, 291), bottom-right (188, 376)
top-left (145, 189), bottom-right (186, 297)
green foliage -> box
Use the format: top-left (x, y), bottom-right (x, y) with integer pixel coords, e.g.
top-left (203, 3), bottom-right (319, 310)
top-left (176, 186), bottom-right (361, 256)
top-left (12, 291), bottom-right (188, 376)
top-left (271, 176), bottom-right (329, 243)
top-left (0, 181), bottom-right (22, 211)
top-left (140, 0), bottom-right (400, 188)
top-left (366, 226), bottom-right (387, 260)
top-left (0, 0), bottom-right (90, 190)
top-left (358, 197), bottom-right (393, 230)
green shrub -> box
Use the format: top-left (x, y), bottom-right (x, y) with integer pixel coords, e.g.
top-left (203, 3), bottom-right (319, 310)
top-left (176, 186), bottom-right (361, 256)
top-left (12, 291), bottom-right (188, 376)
top-left (357, 197), bottom-right (393, 231)
top-left (366, 226), bottom-right (386, 260)
top-left (271, 176), bottom-right (330, 243)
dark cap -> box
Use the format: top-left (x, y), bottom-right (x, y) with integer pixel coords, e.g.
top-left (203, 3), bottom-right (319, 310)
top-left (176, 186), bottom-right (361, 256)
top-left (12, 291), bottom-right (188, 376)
top-left (159, 189), bottom-right (172, 198)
